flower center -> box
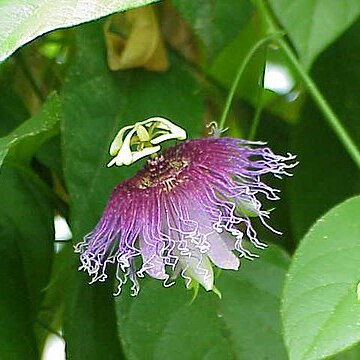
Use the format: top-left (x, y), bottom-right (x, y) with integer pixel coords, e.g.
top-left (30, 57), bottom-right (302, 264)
top-left (137, 154), bottom-right (189, 191)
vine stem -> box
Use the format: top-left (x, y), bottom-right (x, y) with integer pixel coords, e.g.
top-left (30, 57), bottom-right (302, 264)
top-left (256, 0), bottom-right (360, 170)
top-left (218, 31), bottom-right (284, 131)
top-left (248, 46), bottom-right (267, 141)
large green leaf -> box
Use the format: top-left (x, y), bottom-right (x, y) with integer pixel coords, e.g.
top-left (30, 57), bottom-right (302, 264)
top-left (116, 245), bottom-right (289, 359)
top-left (0, 92), bottom-right (60, 168)
top-left (282, 195), bottom-right (360, 360)
top-left (61, 21), bottom-right (129, 360)
top-left (0, 166), bottom-right (54, 310)
top-left (216, 245), bottom-right (289, 359)
top-left (330, 344), bottom-right (360, 360)
top-left (172, 0), bottom-right (253, 61)
top-left (288, 19), bottom-right (360, 240)
top-left (329, 343), bottom-right (360, 360)
top-left (0, 0), bottom-right (160, 62)
top-left (0, 219), bottom-right (38, 360)
top-left (64, 266), bottom-right (126, 360)
top-left (61, 19), bottom-right (202, 359)
top-left (117, 281), bottom-right (233, 360)
top-left (0, 165), bottom-right (54, 359)
top-left (269, 0), bottom-right (360, 68)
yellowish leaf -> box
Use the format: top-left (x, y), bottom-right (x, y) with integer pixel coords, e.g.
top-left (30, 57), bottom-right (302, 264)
top-left (104, 6), bottom-right (168, 71)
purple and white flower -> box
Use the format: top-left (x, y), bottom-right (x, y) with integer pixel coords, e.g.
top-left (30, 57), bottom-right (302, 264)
top-left (75, 128), bottom-right (296, 295)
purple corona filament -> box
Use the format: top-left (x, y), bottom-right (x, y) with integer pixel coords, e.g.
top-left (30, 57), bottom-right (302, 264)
top-left (75, 137), bottom-right (296, 295)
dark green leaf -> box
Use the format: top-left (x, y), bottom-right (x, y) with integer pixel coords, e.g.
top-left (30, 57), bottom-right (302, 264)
top-left (0, 92), bottom-right (60, 168)
top-left (254, 115), bottom-right (296, 250)
top-left (61, 19), bottom-right (202, 359)
top-left (116, 245), bottom-right (289, 359)
top-left (35, 135), bottom-right (64, 181)
top-left (117, 282), bottom-right (233, 360)
top-left (172, 0), bottom-right (254, 61)
top-left (0, 166), bottom-right (54, 310)
top-left (0, 0), bottom-right (160, 62)
top-left (0, 62), bottom-right (29, 135)
top-left (0, 165), bottom-right (54, 359)
top-left (64, 267), bottom-right (125, 360)
top-left (269, 0), bottom-right (360, 68)
top-left (288, 19), bottom-right (360, 240)
top-left (216, 245), bottom-right (289, 359)
top-left (61, 21), bottom-right (127, 360)
top-left (282, 195), bottom-right (360, 360)
top-left (0, 218), bottom-right (39, 360)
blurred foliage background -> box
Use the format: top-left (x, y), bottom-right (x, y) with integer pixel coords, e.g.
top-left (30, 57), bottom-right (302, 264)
top-left (0, 1), bottom-right (359, 359)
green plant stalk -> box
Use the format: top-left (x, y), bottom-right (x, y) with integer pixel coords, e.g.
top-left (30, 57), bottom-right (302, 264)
top-left (218, 32), bottom-right (283, 131)
top-left (256, 0), bottom-right (360, 170)
top-left (248, 47), bottom-right (267, 141)
top-left (279, 38), bottom-right (360, 168)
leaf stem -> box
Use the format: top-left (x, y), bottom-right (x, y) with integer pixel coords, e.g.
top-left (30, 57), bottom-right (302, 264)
top-left (218, 32), bottom-right (283, 131)
top-left (256, 0), bottom-right (360, 169)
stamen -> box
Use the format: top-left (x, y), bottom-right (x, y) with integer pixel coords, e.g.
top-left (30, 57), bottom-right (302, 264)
top-left (108, 117), bottom-right (187, 167)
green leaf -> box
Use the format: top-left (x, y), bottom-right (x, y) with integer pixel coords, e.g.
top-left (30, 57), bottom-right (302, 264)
top-left (0, 166), bottom-right (54, 310)
top-left (0, 218), bottom-right (39, 360)
top-left (0, 165), bottom-right (55, 359)
top-left (116, 245), bottom-right (289, 359)
top-left (61, 19), bottom-right (202, 359)
top-left (0, 92), bottom-right (60, 168)
top-left (330, 343), bottom-right (360, 360)
top-left (0, 0), bottom-right (160, 62)
top-left (269, 0), bottom-right (360, 68)
top-left (288, 19), bottom-right (360, 240)
top-left (0, 62), bottom-right (29, 136)
top-left (216, 245), bottom-right (290, 359)
top-left (35, 135), bottom-right (64, 181)
top-left (118, 282), bottom-right (233, 360)
top-left (172, 0), bottom-right (253, 61)
top-left (282, 195), bottom-right (360, 360)
top-left (64, 268), bottom-right (126, 360)
top-left (209, 15), bottom-right (266, 109)
top-left (61, 22), bottom-right (128, 360)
